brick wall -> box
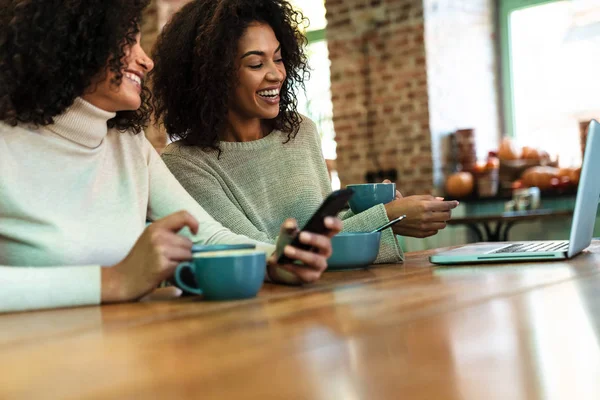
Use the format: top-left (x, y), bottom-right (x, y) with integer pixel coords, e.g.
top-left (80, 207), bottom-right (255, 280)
top-left (424, 0), bottom-right (500, 188)
top-left (326, 0), bottom-right (432, 195)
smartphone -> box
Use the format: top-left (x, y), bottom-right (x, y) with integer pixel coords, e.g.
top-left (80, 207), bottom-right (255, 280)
top-left (277, 188), bottom-right (354, 264)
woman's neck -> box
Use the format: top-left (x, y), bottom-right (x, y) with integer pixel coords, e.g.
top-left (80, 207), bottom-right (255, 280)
top-left (222, 114), bottom-right (270, 142)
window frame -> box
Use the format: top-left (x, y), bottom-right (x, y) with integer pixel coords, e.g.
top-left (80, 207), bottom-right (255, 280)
top-left (499, 0), bottom-right (562, 138)
top-left (306, 28), bottom-right (326, 44)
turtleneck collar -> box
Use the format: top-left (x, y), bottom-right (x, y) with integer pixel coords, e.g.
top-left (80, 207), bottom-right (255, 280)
top-left (45, 97), bottom-right (117, 148)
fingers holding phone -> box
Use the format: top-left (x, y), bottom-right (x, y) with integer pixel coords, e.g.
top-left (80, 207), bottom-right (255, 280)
top-left (268, 216), bottom-right (343, 285)
top-left (290, 217), bottom-right (341, 257)
top-left (268, 189), bottom-right (351, 284)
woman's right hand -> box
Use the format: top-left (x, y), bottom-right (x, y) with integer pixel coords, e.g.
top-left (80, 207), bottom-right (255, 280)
top-left (267, 217), bottom-right (342, 285)
top-left (384, 195), bottom-right (459, 238)
top-left (100, 211), bottom-right (199, 303)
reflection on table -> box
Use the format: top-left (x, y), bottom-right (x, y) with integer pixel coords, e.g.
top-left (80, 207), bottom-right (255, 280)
top-left (1, 241), bottom-right (600, 399)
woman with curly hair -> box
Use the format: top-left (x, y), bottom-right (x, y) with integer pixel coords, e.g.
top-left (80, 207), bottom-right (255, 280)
top-left (153, 0), bottom-right (458, 264)
top-left (0, 0), bottom-right (340, 313)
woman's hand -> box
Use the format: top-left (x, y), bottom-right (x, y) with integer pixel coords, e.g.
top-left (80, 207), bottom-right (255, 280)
top-left (384, 195), bottom-right (459, 238)
top-left (101, 211), bottom-right (198, 303)
top-left (383, 179), bottom-right (403, 200)
top-left (381, 179), bottom-right (458, 238)
top-left (267, 217), bottom-right (343, 285)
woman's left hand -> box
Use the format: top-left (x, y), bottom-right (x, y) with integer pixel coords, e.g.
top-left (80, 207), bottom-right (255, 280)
top-left (267, 217), bottom-right (343, 285)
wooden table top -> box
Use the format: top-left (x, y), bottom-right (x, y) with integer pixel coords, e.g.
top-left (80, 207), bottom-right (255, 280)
top-left (2, 241), bottom-right (600, 399)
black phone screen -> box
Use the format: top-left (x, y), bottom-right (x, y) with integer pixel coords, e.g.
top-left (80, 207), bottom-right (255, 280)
top-left (277, 188), bottom-right (354, 264)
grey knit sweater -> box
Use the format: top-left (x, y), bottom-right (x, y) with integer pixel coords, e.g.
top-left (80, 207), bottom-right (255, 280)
top-left (162, 116), bottom-right (403, 264)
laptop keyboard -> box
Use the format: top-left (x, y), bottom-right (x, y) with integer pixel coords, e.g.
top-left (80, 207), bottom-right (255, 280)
top-left (491, 241), bottom-right (569, 254)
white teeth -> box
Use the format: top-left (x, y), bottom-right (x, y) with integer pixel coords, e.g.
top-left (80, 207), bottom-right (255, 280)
top-left (257, 89), bottom-right (279, 97)
top-left (125, 72), bottom-right (141, 86)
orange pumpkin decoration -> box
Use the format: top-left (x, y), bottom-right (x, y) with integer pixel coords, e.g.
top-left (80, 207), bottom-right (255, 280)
top-left (521, 166), bottom-right (560, 190)
top-left (445, 172), bottom-right (474, 198)
top-left (557, 167), bottom-right (581, 185)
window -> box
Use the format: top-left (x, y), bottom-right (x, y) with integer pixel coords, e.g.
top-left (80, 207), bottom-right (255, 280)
top-left (500, 0), bottom-right (600, 167)
top-left (291, 0), bottom-right (340, 188)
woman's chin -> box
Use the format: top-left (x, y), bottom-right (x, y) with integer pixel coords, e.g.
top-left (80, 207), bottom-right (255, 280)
top-left (119, 98), bottom-right (142, 112)
top-left (259, 108), bottom-right (280, 120)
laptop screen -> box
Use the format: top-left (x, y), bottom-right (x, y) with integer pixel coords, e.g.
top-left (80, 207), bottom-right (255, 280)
top-left (567, 119), bottom-right (600, 257)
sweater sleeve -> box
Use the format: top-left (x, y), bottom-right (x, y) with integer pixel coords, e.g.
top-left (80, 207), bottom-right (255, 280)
top-left (0, 138), bottom-right (276, 314)
top-left (161, 152), bottom-right (276, 244)
top-left (0, 265), bottom-right (101, 313)
top-left (144, 138), bottom-right (275, 255)
top-left (340, 204), bottom-right (404, 263)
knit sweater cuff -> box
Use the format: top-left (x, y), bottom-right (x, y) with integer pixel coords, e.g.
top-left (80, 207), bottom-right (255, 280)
top-left (368, 204), bottom-right (405, 264)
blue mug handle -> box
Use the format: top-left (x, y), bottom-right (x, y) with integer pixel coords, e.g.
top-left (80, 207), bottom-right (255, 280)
top-left (174, 262), bottom-right (204, 295)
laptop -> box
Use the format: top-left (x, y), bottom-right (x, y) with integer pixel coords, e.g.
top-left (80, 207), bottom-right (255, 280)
top-left (430, 119), bottom-right (600, 265)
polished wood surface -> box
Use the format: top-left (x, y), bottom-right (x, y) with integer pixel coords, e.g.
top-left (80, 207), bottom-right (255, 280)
top-left (2, 241), bottom-right (600, 399)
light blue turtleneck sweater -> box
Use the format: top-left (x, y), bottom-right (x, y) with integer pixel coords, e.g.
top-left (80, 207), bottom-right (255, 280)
top-left (0, 98), bottom-right (273, 313)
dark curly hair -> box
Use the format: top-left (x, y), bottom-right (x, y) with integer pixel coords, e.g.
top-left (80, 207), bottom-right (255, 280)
top-left (0, 0), bottom-right (152, 133)
top-left (151, 0), bottom-right (309, 153)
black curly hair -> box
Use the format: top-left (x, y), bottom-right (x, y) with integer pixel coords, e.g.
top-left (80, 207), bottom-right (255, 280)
top-left (151, 0), bottom-right (309, 153)
top-left (0, 0), bottom-right (152, 133)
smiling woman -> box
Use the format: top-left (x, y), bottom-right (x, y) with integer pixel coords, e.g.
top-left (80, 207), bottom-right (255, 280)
top-left (82, 33), bottom-right (154, 112)
top-left (226, 22), bottom-right (288, 139)
top-left (0, 0), bottom-right (340, 313)
top-left (151, 0), bottom-right (309, 154)
top-left (0, 0), bottom-right (153, 131)
top-left (152, 0), bottom-right (349, 284)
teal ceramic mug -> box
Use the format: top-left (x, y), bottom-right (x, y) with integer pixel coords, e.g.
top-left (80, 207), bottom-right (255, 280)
top-left (346, 183), bottom-right (396, 213)
top-left (174, 249), bottom-right (266, 300)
